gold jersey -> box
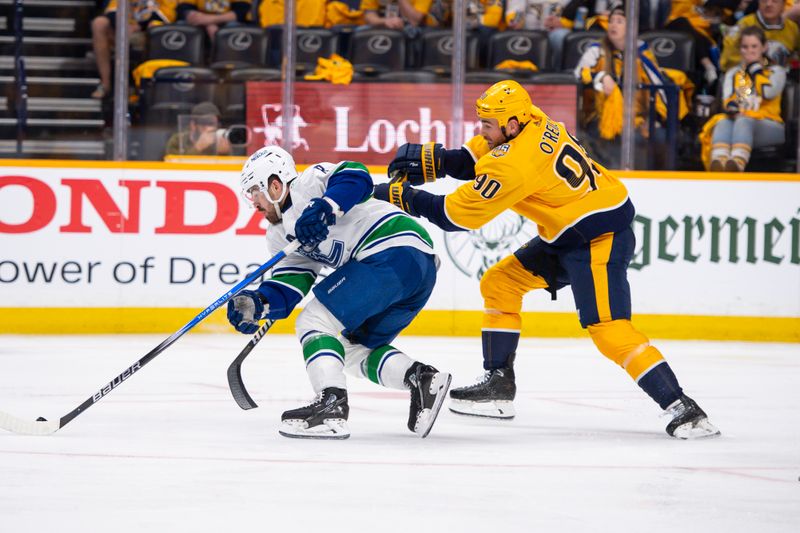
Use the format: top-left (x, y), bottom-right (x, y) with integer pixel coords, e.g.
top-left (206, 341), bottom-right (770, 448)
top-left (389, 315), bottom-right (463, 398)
top-left (446, 106), bottom-right (633, 247)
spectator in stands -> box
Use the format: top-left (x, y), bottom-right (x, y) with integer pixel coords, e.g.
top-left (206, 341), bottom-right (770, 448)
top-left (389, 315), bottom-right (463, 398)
top-left (259, 0), bottom-right (327, 27)
top-left (164, 101), bottom-right (232, 156)
top-left (664, 1), bottom-right (739, 91)
top-left (91, 0), bottom-right (177, 98)
top-left (787, 1), bottom-right (800, 25)
top-left (708, 25), bottom-right (785, 171)
top-left (720, 0), bottom-right (800, 70)
top-left (177, 0), bottom-right (252, 40)
top-left (362, 0), bottom-right (450, 32)
top-left (573, 1), bottom-right (685, 168)
top-left (362, 0), bottom-right (406, 29)
top-left (506, 1), bottom-right (573, 70)
top-left (326, 0), bottom-right (367, 26)
top-left (543, 0), bottom-right (661, 70)
top-left (259, 0), bottom-right (365, 27)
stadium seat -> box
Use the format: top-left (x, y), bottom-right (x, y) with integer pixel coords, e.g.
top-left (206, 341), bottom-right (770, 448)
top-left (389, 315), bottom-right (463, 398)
top-left (561, 30), bottom-right (604, 72)
top-left (487, 30), bottom-right (549, 74)
top-left (640, 31), bottom-right (695, 73)
top-left (417, 30), bottom-right (480, 76)
top-left (217, 67), bottom-right (282, 122)
top-left (348, 29), bottom-right (406, 75)
top-left (210, 26), bottom-right (268, 70)
top-left (296, 28), bottom-right (339, 74)
top-left (264, 26), bottom-right (339, 74)
top-left (749, 81), bottom-right (797, 171)
top-left (143, 66), bottom-right (217, 125)
top-left (146, 24), bottom-right (205, 64)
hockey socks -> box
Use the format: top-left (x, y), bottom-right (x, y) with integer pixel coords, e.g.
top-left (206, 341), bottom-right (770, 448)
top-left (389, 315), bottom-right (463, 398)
top-left (360, 345), bottom-right (414, 390)
top-left (302, 334), bottom-right (347, 392)
top-left (482, 329), bottom-right (519, 370)
top-left (637, 361), bottom-right (684, 410)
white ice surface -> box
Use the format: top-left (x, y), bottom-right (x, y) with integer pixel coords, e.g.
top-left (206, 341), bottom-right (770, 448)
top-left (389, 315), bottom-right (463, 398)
top-left (0, 334), bottom-right (798, 533)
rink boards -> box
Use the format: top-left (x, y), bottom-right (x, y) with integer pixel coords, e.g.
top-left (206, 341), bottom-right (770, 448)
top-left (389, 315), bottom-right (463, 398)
top-left (0, 160), bottom-right (798, 341)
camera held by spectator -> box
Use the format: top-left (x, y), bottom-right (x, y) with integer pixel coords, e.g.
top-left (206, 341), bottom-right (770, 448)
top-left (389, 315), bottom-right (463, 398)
top-left (165, 102), bottom-right (250, 157)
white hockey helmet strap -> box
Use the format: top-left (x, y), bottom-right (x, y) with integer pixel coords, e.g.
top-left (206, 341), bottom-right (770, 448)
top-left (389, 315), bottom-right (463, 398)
top-left (240, 146), bottom-right (298, 218)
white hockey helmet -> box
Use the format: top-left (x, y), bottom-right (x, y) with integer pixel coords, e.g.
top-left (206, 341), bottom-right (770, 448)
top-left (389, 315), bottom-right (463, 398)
top-left (240, 145), bottom-right (298, 219)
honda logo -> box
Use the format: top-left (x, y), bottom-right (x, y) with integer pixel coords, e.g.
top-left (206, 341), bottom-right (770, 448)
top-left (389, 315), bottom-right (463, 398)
top-left (367, 35), bottom-right (392, 55)
top-left (228, 31), bottom-right (253, 52)
top-left (506, 36), bottom-right (532, 55)
top-left (436, 36), bottom-right (454, 56)
top-left (173, 72), bottom-right (196, 92)
top-left (650, 37), bottom-right (676, 57)
top-left (298, 34), bottom-right (323, 54)
top-left (161, 30), bottom-right (187, 51)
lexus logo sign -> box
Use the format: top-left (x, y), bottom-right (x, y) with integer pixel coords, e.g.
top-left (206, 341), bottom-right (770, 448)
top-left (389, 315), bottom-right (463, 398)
top-left (228, 32), bottom-right (253, 52)
top-left (298, 34), bottom-right (323, 54)
top-left (161, 31), bottom-right (187, 51)
top-left (367, 35), bottom-right (392, 55)
top-left (507, 36), bottom-right (532, 55)
top-left (651, 37), bottom-right (677, 57)
top-left (437, 36), bottom-right (454, 56)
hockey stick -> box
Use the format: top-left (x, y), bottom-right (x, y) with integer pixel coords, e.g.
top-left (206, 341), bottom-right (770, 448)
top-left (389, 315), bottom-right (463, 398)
top-left (0, 240), bottom-right (301, 436)
top-left (227, 319), bottom-right (275, 410)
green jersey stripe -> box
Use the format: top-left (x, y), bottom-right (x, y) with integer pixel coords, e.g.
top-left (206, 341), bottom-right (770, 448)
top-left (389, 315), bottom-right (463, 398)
top-left (355, 214), bottom-right (433, 256)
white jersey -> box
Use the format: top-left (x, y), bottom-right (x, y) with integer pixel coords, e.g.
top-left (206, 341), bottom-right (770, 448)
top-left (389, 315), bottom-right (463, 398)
top-left (265, 161), bottom-right (435, 279)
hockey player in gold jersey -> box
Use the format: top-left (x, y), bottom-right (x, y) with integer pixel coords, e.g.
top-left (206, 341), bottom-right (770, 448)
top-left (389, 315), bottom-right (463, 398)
top-left (375, 80), bottom-right (720, 439)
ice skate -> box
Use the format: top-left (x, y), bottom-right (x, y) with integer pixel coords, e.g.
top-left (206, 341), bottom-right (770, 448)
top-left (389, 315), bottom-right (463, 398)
top-left (664, 395), bottom-right (720, 440)
top-left (449, 365), bottom-right (516, 419)
top-left (405, 362), bottom-right (452, 438)
top-left (279, 387), bottom-right (350, 440)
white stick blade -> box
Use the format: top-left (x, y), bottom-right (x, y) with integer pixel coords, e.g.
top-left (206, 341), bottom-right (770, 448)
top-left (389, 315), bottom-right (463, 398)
top-left (0, 411), bottom-right (59, 435)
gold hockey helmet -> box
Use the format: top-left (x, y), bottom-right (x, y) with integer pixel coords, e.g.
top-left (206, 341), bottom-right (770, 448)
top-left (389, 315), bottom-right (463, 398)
top-left (475, 80), bottom-right (533, 129)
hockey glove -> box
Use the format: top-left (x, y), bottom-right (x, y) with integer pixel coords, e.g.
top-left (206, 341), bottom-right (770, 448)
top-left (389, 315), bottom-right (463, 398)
top-left (294, 197), bottom-right (337, 248)
top-left (387, 142), bottom-right (445, 185)
top-left (373, 181), bottom-right (419, 217)
top-left (227, 290), bottom-right (266, 334)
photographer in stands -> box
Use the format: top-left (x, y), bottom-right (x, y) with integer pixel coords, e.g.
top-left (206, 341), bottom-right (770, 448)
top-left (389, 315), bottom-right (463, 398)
top-left (164, 102), bottom-right (232, 156)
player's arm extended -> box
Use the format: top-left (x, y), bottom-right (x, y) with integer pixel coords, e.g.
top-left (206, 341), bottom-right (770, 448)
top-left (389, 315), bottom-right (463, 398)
top-left (387, 136), bottom-right (489, 184)
top-left (375, 162), bottom-right (526, 232)
top-left (323, 161), bottom-right (374, 213)
top-left (255, 267), bottom-right (318, 320)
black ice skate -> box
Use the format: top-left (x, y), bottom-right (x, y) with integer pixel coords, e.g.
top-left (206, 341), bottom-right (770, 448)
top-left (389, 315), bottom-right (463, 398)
top-left (279, 387), bottom-right (350, 440)
top-left (449, 361), bottom-right (516, 419)
top-left (404, 362), bottom-right (452, 438)
top-left (664, 395), bottom-right (720, 439)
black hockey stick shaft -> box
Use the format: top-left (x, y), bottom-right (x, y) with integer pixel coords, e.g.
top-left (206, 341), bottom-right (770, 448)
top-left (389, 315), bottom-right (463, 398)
top-left (227, 319), bottom-right (275, 410)
top-left (0, 241), bottom-right (300, 435)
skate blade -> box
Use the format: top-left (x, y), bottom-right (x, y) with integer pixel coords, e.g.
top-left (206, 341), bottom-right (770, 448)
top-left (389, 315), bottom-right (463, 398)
top-left (670, 418), bottom-right (721, 440)
top-left (414, 372), bottom-right (452, 438)
top-left (449, 399), bottom-right (515, 420)
top-left (279, 418), bottom-right (350, 440)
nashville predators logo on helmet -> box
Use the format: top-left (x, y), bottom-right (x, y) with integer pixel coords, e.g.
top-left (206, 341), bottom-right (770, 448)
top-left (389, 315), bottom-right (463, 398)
top-left (476, 79), bottom-right (533, 129)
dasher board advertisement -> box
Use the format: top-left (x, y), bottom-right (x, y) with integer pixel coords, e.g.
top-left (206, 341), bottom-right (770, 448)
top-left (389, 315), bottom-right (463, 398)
top-left (244, 82), bottom-right (578, 165)
top-left (1, 163), bottom-right (797, 323)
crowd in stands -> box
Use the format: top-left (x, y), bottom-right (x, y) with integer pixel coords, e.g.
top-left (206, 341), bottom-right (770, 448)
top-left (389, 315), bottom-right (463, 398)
top-left (87, 0), bottom-right (800, 170)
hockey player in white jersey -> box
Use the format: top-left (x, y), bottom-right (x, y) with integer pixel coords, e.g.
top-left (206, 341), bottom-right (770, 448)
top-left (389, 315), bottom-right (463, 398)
top-left (227, 146), bottom-right (451, 439)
